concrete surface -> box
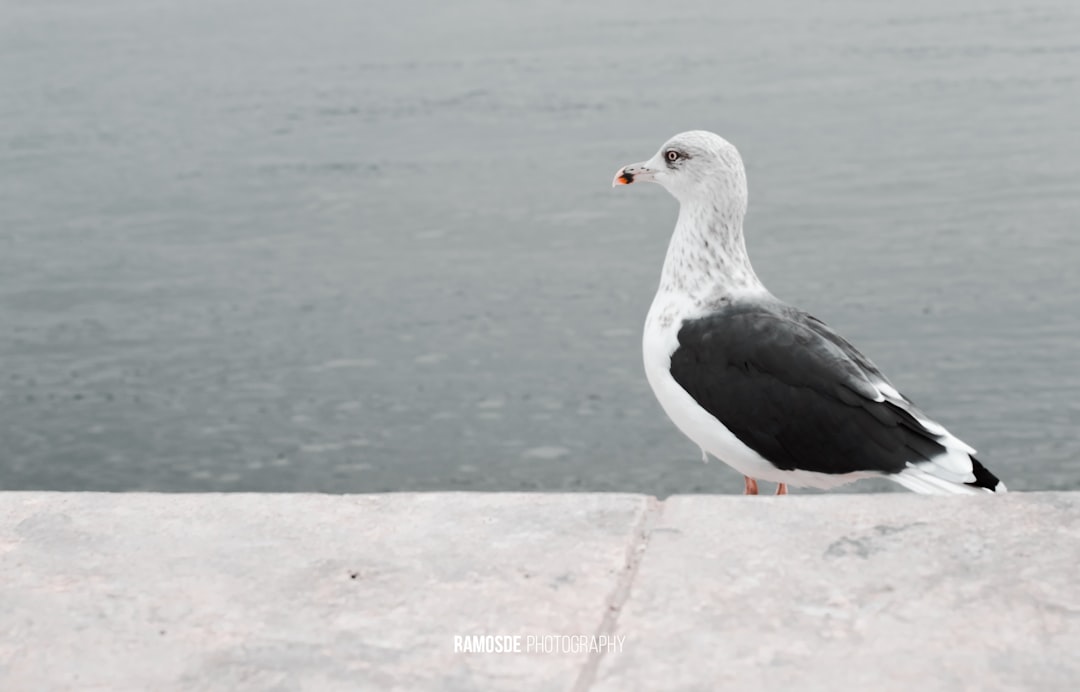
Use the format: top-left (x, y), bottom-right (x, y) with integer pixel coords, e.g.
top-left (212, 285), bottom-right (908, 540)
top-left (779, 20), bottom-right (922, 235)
top-left (0, 492), bottom-right (1078, 691)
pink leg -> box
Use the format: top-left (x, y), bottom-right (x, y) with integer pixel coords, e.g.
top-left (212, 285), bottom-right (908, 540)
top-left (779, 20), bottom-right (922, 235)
top-left (775, 483), bottom-right (788, 496)
top-left (744, 477), bottom-right (759, 495)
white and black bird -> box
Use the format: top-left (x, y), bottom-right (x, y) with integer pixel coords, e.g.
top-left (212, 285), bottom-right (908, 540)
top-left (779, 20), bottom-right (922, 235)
top-left (613, 130), bottom-right (1005, 495)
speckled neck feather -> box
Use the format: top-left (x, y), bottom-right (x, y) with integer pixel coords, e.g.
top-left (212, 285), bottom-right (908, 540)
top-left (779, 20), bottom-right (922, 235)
top-left (657, 196), bottom-right (766, 306)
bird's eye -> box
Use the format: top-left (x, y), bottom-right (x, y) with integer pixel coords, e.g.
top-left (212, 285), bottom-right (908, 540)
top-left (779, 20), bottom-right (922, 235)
top-left (665, 150), bottom-right (680, 162)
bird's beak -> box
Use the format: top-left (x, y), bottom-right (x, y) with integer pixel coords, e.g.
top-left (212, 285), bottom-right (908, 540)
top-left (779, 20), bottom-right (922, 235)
top-left (612, 162), bottom-right (656, 187)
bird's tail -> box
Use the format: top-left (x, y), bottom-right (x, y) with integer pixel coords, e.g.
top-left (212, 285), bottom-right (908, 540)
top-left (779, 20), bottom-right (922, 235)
top-left (890, 457), bottom-right (1007, 495)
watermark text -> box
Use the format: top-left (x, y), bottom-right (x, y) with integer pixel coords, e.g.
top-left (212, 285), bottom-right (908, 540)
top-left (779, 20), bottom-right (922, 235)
top-left (453, 634), bottom-right (626, 654)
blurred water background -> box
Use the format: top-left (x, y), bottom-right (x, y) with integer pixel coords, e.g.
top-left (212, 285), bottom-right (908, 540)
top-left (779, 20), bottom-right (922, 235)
top-left (2, 0), bottom-right (1078, 494)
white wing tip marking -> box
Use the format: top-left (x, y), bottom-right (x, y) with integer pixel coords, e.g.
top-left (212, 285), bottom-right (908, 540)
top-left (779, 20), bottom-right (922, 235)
top-left (892, 466), bottom-right (987, 495)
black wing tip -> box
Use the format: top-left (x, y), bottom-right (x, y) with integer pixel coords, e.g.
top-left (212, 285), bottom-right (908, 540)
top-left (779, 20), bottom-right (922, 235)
top-left (966, 457), bottom-right (1006, 493)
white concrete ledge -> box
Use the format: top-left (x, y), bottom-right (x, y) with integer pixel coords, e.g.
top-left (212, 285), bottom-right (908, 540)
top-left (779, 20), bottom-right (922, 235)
top-left (1, 492), bottom-right (1077, 691)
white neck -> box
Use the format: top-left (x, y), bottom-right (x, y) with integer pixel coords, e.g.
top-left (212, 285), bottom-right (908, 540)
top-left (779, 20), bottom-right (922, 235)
top-left (656, 198), bottom-right (766, 303)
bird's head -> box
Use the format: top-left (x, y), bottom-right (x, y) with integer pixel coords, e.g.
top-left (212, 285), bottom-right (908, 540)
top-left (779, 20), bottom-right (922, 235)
top-left (612, 130), bottom-right (747, 210)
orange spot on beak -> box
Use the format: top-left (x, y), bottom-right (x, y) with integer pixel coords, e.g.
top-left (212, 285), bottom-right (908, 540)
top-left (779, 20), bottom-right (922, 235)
top-left (612, 167), bottom-right (634, 187)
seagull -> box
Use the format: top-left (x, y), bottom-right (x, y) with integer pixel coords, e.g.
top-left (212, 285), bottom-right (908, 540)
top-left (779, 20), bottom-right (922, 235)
top-left (613, 130), bottom-right (1006, 495)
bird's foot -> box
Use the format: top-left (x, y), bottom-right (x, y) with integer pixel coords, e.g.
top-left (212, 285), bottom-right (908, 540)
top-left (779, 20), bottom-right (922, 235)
top-left (775, 483), bottom-right (788, 496)
top-left (743, 477), bottom-right (759, 495)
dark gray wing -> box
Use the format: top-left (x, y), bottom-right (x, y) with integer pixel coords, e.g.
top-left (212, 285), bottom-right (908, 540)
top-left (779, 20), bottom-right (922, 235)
top-left (798, 312), bottom-right (896, 388)
top-left (668, 304), bottom-right (948, 475)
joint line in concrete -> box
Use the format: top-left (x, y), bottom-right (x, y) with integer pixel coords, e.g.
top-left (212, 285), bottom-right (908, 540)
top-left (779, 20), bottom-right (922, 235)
top-left (571, 495), bottom-right (665, 692)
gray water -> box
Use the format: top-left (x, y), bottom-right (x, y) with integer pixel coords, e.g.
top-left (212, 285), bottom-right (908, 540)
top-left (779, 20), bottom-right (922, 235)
top-left (2, 0), bottom-right (1078, 495)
